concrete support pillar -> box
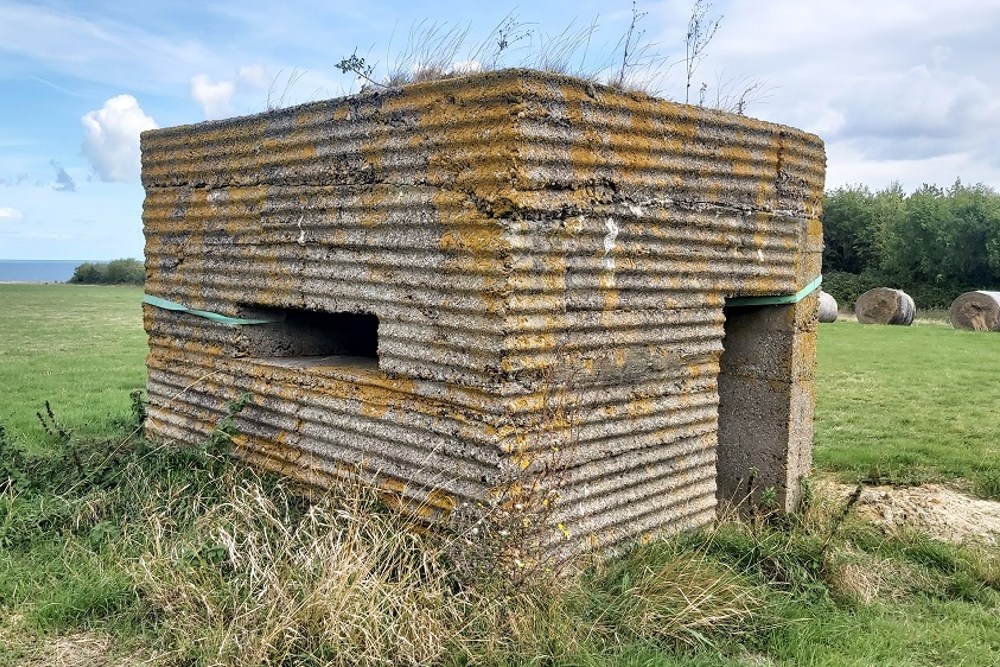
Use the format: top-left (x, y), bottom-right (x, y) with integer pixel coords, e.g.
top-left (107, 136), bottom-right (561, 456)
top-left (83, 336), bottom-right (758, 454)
top-left (716, 293), bottom-right (818, 511)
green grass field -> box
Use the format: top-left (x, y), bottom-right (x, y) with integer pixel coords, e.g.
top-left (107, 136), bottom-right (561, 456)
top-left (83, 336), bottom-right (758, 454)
top-left (0, 284), bottom-right (147, 446)
top-left (815, 320), bottom-right (1000, 497)
top-left (1, 284), bottom-right (998, 666)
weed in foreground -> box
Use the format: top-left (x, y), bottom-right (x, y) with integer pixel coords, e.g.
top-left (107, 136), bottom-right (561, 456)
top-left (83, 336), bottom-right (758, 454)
top-left (4, 402), bottom-right (999, 666)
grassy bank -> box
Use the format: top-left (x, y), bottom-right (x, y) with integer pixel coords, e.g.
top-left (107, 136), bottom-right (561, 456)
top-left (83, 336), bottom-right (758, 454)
top-left (1, 284), bottom-right (998, 665)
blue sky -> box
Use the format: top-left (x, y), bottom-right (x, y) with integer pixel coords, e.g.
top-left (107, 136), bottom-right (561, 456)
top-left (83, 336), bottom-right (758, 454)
top-left (2, 0), bottom-right (999, 260)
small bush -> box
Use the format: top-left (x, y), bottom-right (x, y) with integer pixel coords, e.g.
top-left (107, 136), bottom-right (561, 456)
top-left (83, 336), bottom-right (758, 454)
top-left (69, 258), bottom-right (144, 285)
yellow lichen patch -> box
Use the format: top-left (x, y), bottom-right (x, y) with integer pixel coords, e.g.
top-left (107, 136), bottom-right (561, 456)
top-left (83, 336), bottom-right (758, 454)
top-left (357, 187), bottom-right (388, 228)
top-left (439, 225), bottom-right (507, 255)
top-left (359, 397), bottom-right (390, 419)
top-left (794, 328), bottom-right (819, 369)
top-left (723, 139), bottom-right (759, 182)
top-left (760, 131), bottom-right (783, 206)
top-left (425, 487), bottom-right (458, 514)
top-left (660, 108), bottom-right (700, 158)
top-left (255, 107), bottom-right (319, 165)
top-left (377, 477), bottom-right (457, 520)
top-left (511, 451), bottom-right (534, 470)
top-left (803, 216), bottom-right (824, 246)
top-left (625, 396), bottom-right (656, 419)
top-left (391, 84), bottom-right (517, 320)
top-left (751, 230), bottom-right (768, 256)
top-left (558, 83), bottom-right (603, 185)
top-left (186, 185), bottom-right (270, 239)
top-left (626, 99), bottom-right (663, 174)
top-left (140, 117), bottom-right (269, 185)
top-left (501, 429), bottom-right (531, 455)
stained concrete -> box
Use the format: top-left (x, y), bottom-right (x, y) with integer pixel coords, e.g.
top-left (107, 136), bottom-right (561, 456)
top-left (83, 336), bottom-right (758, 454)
top-left (718, 295), bottom-right (818, 510)
top-left (141, 69), bottom-right (826, 556)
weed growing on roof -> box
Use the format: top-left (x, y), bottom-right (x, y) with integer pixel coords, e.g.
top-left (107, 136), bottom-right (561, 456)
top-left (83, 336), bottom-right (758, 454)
top-left (333, 1), bottom-right (758, 109)
top-left (683, 0), bottom-right (722, 103)
top-left (613, 1), bottom-right (658, 88)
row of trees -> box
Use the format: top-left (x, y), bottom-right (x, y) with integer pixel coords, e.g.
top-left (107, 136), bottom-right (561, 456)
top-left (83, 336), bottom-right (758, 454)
top-left (70, 258), bottom-right (145, 285)
top-left (822, 181), bottom-right (1000, 308)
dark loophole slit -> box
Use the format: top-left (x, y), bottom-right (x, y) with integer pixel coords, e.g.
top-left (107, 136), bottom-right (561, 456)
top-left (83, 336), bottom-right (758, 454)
top-left (238, 305), bottom-right (379, 370)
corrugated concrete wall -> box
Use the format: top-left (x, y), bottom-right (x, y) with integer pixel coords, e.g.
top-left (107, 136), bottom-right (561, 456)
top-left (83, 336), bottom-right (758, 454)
top-left (142, 69), bottom-right (825, 555)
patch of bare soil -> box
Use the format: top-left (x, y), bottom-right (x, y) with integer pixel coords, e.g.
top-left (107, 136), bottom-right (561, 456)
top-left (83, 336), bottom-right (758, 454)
top-left (828, 480), bottom-right (1000, 545)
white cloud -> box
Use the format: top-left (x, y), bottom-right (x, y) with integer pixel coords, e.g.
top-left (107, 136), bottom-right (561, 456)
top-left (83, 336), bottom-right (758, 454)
top-left (190, 66), bottom-right (271, 119)
top-left (0, 206), bottom-right (23, 220)
top-left (81, 95), bottom-right (157, 183)
top-left (238, 64), bottom-right (269, 90)
top-left (190, 73), bottom-right (237, 119)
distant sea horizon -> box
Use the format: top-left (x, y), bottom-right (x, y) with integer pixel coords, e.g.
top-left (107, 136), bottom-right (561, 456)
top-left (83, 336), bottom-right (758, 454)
top-left (0, 259), bottom-right (111, 283)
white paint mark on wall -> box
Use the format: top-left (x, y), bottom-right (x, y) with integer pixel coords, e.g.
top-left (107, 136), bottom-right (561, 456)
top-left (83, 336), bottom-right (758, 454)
top-left (603, 217), bottom-right (619, 270)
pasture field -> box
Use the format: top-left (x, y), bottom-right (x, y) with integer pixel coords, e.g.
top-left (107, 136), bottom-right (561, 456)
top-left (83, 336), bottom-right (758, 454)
top-left (815, 320), bottom-right (1000, 498)
top-left (0, 284), bottom-right (146, 446)
top-left (0, 283), bottom-right (998, 666)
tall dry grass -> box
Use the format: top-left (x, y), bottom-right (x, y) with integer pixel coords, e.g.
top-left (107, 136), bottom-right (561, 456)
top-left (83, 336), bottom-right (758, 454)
top-left (128, 462), bottom-right (778, 666)
top-left (134, 474), bottom-right (462, 666)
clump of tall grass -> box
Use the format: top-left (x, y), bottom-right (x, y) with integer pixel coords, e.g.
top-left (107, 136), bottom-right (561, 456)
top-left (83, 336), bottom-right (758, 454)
top-left (331, 2), bottom-right (759, 107)
top-left (129, 463), bottom-right (779, 665)
top-left (5, 399), bottom-right (998, 665)
top-left (582, 543), bottom-right (770, 648)
top-left (134, 474), bottom-right (460, 666)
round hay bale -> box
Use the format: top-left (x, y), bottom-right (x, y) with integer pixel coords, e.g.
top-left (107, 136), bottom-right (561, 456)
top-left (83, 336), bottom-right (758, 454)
top-left (949, 291), bottom-right (1000, 331)
top-left (855, 288), bottom-right (915, 325)
top-left (818, 291), bottom-right (838, 323)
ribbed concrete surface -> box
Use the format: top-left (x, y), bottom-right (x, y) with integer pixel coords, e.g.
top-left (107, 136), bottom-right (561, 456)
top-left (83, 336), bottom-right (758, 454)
top-left (142, 69), bottom-right (825, 555)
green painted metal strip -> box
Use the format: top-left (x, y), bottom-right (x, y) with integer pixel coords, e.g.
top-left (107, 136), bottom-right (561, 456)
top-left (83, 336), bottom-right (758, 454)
top-left (725, 276), bottom-right (823, 307)
top-left (142, 294), bottom-right (277, 326)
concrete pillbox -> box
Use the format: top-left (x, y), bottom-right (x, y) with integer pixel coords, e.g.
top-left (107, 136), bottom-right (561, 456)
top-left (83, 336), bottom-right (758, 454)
top-left (141, 69), bottom-right (825, 556)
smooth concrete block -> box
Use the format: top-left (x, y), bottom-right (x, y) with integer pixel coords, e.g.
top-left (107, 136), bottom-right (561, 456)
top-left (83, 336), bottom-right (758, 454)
top-left (717, 296), bottom-right (817, 511)
top-left (716, 375), bottom-right (814, 509)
